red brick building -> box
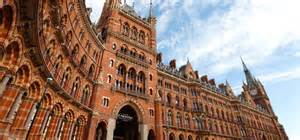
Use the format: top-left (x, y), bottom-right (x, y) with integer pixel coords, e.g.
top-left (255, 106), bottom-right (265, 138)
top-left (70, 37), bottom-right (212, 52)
top-left (0, 0), bottom-right (288, 140)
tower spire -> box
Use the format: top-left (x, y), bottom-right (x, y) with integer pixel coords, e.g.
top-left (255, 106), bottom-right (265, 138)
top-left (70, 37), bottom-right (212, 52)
top-left (149, 0), bottom-right (153, 17)
top-left (240, 57), bottom-right (256, 89)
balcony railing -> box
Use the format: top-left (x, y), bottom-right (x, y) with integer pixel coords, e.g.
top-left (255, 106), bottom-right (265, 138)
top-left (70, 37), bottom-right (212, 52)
top-left (113, 85), bottom-right (149, 100)
top-left (116, 51), bottom-right (150, 67)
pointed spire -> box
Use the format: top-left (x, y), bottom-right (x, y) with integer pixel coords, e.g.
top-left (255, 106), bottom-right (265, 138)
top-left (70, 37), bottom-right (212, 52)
top-left (132, 2), bottom-right (135, 8)
top-left (149, 0), bottom-right (153, 17)
top-left (241, 57), bottom-right (248, 72)
top-left (187, 57), bottom-right (190, 64)
top-left (240, 57), bottom-right (257, 89)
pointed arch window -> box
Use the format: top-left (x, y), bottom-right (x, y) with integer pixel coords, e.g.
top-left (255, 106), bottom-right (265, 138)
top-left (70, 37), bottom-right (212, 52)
top-left (53, 55), bottom-right (63, 75)
top-left (123, 22), bottom-right (130, 36)
top-left (139, 31), bottom-right (145, 44)
top-left (88, 64), bottom-right (95, 79)
top-left (81, 85), bottom-right (90, 105)
top-left (61, 67), bottom-right (71, 88)
top-left (131, 27), bottom-right (138, 40)
top-left (71, 77), bottom-right (80, 97)
top-left (72, 44), bottom-right (79, 57)
top-left (80, 55), bottom-right (87, 67)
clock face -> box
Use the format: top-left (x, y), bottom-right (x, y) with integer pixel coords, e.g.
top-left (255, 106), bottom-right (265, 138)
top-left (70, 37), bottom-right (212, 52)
top-left (250, 89), bottom-right (257, 95)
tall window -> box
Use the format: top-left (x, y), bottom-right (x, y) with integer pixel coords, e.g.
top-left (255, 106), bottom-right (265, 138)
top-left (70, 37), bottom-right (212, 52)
top-left (80, 55), bottom-right (87, 67)
top-left (109, 59), bottom-right (114, 67)
top-left (61, 67), bottom-right (71, 88)
top-left (88, 64), bottom-right (95, 78)
top-left (102, 97), bottom-right (110, 107)
top-left (175, 96), bottom-right (179, 107)
top-left (71, 77), bottom-right (80, 97)
top-left (131, 27), bottom-right (138, 40)
top-left (123, 22), bottom-right (130, 36)
top-left (81, 85), bottom-right (90, 104)
top-left (167, 110), bottom-right (172, 125)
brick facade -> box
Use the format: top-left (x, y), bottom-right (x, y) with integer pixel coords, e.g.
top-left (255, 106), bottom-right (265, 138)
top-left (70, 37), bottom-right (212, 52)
top-left (0, 0), bottom-right (288, 140)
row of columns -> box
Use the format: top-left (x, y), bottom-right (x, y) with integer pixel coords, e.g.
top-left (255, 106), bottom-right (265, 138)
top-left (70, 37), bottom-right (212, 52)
top-left (0, 74), bottom-right (86, 139)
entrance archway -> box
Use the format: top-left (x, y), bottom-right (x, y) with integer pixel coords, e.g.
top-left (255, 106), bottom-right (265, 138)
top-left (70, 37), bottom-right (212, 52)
top-left (148, 129), bottom-right (155, 140)
top-left (114, 105), bottom-right (139, 140)
top-left (169, 133), bottom-right (175, 140)
top-left (96, 122), bottom-right (107, 140)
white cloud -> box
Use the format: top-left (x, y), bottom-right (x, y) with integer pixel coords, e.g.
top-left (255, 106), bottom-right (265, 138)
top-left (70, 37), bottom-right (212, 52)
top-left (156, 0), bottom-right (300, 77)
top-left (258, 66), bottom-right (300, 83)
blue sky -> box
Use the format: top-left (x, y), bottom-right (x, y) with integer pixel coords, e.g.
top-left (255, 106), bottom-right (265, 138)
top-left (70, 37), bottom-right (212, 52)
top-left (85, 0), bottom-right (300, 139)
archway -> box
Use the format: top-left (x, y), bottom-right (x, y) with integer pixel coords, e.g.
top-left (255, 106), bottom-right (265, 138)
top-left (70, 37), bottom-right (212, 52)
top-left (169, 133), bottom-right (175, 140)
top-left (96, 122), bottom-right (107, 140)
top-left (114, 105), bottom-right (139, 140)
top-left (179, 134), bottom-right (184, 140)
top-left (148, 129), bottom-right (155, 140)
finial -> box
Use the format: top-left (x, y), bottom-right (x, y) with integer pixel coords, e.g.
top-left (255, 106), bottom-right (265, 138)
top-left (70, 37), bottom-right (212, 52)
top-left (124, 0), bottom-right (127, 4)
top-left (132, 2), bottom-right (135, 8)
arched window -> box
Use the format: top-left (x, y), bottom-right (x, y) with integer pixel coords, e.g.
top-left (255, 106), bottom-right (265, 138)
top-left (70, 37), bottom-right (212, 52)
top-left (88, 64), bottom-right (95, 78)
top-left (185, 115), bottom-right (190, 128)
top-left (175, 96), bottom-right (179, 107)
top-left (117, 64), bottom-right (126, 76)
top-left (81, 85), bottom-right (90, 104)
top-left (183, 98), bottom-right (188, 110)
top-left (167, 110), bottom-right (172, 126)
top-left (128, 68), bottom-right (136, 79)
top-left (179, 134), bottom-right (184, 140)
top-left (131, 26), bottom-right (138, 40)
top-left (46, 39), bottom-right (56, 57)
top-left (72, 44), bottom-right (79, 56)
top-left (149, 89), bottom-right (153, 95)
top-left (71, 77), bottom-right (80, 97)
top-left (109, 59), bottom-right (114, 67)
top-left (66, 31), bottom-right (72, 45)
top-left (139, 30), bottom-right (145, 44)
top-left (61, 67), bottom-right (71, 88)
top-left (80, 55), bottom-right (87, 67)
top-left (53, 55), bottom-right (62, 76)
top-left (176, 112), bottom-right (181, 127)
top-left (123, 22), bottom-right (130, 36)
top-left (167, 93), bottom-right (171, 105)
top-left (107, 75), bottom-right (112, 83)
top-left (137, 71), bottom-right (145, 83)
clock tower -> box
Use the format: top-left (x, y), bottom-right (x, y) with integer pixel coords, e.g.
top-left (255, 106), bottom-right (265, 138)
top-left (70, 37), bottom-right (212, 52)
top-left (241, 58), bottom-right (275, 115)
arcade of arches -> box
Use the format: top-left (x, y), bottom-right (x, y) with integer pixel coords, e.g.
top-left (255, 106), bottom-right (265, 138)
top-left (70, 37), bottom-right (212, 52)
top-left (0, 0), bottom-right (288, 140)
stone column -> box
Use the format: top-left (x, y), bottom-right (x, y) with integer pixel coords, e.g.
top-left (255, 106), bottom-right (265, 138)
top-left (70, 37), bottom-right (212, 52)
top-left (0, 74), bottom-right (12, 96)
top-left (140, 124), bottom-right (148, 140)
top-left (25, 103), bottom-right (38, 130)
top-left (6, 89), bottom-right (25, 122)
top-left (106, 118), bottom-right (116, 140)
